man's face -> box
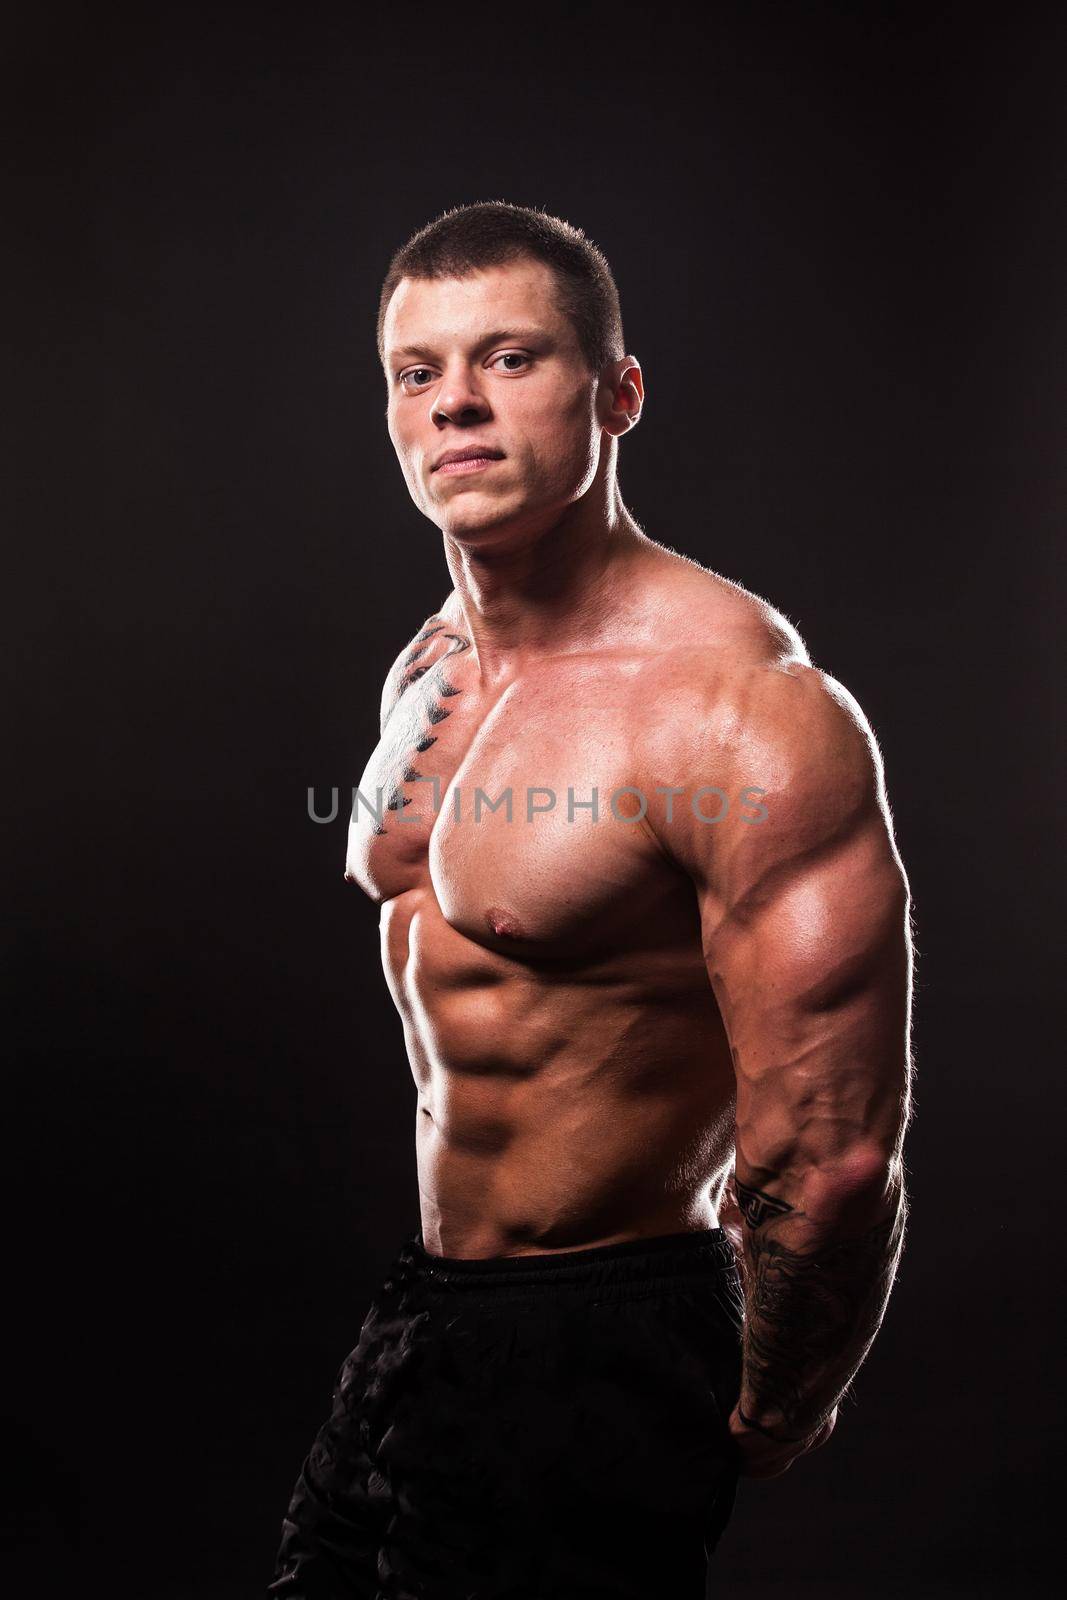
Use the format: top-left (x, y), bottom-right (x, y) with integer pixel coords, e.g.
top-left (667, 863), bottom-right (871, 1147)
top-left (382, 258), bottom-right (607, 544)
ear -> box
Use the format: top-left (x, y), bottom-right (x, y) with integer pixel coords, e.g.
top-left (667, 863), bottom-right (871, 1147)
top-left (599, 357), bottom-right (644, 437)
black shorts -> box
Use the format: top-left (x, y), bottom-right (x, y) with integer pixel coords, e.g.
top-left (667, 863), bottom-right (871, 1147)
top-left (269, 1226), bottom-right (745, 1599)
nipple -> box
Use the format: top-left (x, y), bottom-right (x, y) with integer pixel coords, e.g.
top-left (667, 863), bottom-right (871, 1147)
top-left (486, 906), bottom-right (525, 940)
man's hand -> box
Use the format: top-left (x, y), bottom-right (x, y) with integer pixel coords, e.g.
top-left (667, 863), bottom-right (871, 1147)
top-left (727, 1401), bottom-right (838, 1479)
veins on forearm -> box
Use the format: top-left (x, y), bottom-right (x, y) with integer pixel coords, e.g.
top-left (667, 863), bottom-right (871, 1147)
top-left (735, 1176), bottom-right (904, 1436)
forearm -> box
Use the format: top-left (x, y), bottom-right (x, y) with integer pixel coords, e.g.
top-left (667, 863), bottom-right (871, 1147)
top-left (734, 1165), bottom-right (907, 1440)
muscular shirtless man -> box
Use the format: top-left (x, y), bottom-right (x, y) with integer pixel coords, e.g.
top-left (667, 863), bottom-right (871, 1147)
top-left (270, 202), bottom-right (913, 1599)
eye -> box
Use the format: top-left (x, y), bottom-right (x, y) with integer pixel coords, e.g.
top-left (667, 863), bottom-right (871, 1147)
top-left (398, 366), bottom-right (435, 390)
top-left (490, 352), bottom-right (531, 373)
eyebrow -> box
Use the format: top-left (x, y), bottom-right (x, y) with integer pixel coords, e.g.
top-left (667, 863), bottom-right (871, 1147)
top-left (387, 327), bottom-right (550, 365)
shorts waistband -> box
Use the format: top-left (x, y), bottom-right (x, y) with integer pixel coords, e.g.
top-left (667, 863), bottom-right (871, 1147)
top-left (388, 1226), bottom-right (738, 1296)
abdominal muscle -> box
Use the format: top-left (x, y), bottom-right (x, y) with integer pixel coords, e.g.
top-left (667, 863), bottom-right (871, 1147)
top-left (384, 889), bottom-right (737, 1259)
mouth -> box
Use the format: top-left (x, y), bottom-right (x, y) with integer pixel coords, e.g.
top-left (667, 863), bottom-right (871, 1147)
top-left (437, 456), bottom-right (501, 477)
top-left (432, 447), bottom-right (506, 474)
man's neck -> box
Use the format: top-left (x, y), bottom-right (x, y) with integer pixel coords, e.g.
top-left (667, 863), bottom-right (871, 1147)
top-left (442, 487), bottom-right (649, 679)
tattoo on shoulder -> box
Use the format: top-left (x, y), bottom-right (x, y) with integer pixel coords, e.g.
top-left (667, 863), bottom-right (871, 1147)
top-left (399, 629), bottom-right (471, 695)
top-left (375, 625), bottom-right (473, 832)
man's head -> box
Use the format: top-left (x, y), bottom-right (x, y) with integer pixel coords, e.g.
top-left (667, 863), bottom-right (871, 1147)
top-left (378, 201), bottom-right (642, 547)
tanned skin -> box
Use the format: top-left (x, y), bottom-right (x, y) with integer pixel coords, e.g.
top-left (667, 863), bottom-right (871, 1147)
top-left (347, 257), bottom-right (913, 1479)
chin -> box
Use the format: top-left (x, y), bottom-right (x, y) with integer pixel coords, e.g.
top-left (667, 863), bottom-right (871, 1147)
top-left (436, 496), bottom-right (529, 543)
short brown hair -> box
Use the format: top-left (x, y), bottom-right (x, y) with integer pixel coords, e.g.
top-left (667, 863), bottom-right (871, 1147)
top-left (377, 201), bottom-right (625, 377)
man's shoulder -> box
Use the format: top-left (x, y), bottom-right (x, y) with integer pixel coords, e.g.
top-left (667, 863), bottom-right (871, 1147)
top-left (633, 556), bottom-right (884, 821)
top-left (637, 549), bottom-right (811, 673)
top-left (633, 553), bottom-right (811, 729)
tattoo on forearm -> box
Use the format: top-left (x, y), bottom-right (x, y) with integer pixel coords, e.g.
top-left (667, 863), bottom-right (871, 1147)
top-left (734, 1178), bottom-right (796, 1229)
top-left (737, 1176), bottom-right (905, 1436)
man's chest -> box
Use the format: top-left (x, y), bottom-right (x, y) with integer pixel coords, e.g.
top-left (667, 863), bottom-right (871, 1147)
top-left (345, 650), bottom-right (687, 960)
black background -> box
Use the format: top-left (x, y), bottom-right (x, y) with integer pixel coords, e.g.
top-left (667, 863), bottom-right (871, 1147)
top-left (6, 3), bottom-right (1063, 1595)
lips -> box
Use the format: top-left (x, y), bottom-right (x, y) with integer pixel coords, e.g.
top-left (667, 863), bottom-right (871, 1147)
top-left (432, 446), bottom-right (505, 471)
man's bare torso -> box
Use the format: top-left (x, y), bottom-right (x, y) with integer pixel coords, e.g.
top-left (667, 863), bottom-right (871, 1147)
top-left (346, 542), bottom-right (806, 1258)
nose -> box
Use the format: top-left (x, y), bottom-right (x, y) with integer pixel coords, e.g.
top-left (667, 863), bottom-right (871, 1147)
top-left (431, 363), bottom-right (492, 429)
